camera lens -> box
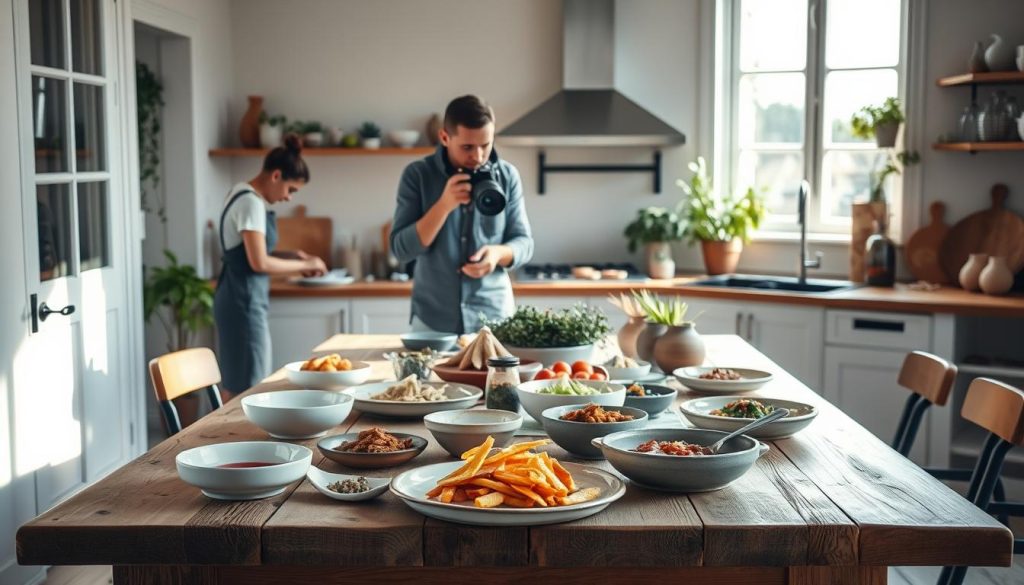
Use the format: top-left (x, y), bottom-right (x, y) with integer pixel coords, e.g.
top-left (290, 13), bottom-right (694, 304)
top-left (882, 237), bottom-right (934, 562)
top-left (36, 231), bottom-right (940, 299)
top-left (473, 179), bottom-right (506, 216)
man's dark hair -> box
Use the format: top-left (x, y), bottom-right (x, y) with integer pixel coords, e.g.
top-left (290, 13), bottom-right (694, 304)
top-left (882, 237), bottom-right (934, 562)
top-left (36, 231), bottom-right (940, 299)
top-left (443, 95), bottom-right (495, 133)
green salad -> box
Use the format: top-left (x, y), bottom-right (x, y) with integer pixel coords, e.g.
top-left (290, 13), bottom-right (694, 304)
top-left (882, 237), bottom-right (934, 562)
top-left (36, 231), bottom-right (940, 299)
top-left (537, 378), bottom-right (605, 396)
top-left (709, 399), bottom-right (775, 419)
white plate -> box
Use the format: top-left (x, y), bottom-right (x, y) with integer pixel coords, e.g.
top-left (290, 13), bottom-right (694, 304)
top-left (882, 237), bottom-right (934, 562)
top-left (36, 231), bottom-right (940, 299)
top-left (295, 269), bottom-right (354, 287)
top-left (346, 381), bottom-right (482, 417)
top-left (672, 367), bottom-right (773, 394)
top-left (679, 396), bottom-right (818, 439)
top-left (608, 371), bottom-right (668, 385)
top-left (284, 360), bottom-right (373, 388)
top-left (306, 467), bottom-right (390, 501)
top-left (390, 460), bottom-right (625, 526)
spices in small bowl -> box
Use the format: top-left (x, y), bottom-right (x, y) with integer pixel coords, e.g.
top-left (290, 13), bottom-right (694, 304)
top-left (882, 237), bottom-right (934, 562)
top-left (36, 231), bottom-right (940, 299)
top-left (328, 476), bottom-right (370, 494)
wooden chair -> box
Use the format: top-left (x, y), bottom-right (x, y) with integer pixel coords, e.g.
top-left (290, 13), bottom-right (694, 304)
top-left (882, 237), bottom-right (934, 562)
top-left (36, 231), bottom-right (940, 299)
top-left (148, 347), bottom-right (224, 435)
top-left (891, 351), bottom-right (957, 456)
top-left (938, 377), bottom-right (1024, 585)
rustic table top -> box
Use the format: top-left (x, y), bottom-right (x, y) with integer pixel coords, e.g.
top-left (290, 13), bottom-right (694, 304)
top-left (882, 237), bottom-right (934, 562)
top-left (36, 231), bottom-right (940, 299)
top-left (17, 335), bottom-right (1012, 570)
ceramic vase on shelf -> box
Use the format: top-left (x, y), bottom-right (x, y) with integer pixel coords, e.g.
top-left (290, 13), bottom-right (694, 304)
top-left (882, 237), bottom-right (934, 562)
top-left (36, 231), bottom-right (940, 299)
top-left (426, 114), bottom-right (442, 145)
top-left (259, 123), bottom-right (282, 148)
top-left (969, 41), bottom-right (989, 73)
top-left (635, 322), bottom-right (668, 365)
top-left (984, 34), bottom-right (1015, 72)
top-left (653, 324), bottom-right (706, 374)
top-left (979, 256), bottom-right (1014, 295)
top-left (646, 242), bottom-right (675, 279)
top-left (958, 253), bottom-right (989, 291)
top-left (617, 316), bottom-right (646, 359)
top-left (239, 96), bottom-right (263, 148)
top-left (701, 239), bottom-right (742, 275)
top-left (362, 137), bottom-right (381, 149)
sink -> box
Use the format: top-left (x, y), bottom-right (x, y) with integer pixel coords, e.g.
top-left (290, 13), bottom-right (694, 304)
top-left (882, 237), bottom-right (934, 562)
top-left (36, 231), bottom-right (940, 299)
top-left (687, 274), bottom-right (860, 294)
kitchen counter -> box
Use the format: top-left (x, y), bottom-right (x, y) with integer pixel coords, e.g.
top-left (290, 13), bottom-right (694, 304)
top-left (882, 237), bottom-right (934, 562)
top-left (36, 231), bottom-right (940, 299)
top-left (270, 277), bottom-right (1024, 317)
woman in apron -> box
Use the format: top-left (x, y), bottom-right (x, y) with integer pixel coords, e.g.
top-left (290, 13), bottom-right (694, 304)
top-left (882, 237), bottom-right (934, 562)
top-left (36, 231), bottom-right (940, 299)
top-left (214, 134), bottom-right (327, 397)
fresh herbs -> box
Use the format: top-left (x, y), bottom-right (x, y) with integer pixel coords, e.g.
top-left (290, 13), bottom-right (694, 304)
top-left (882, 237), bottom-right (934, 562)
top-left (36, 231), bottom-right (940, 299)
top-left (676, 157), bottom-right (766, 244)
top-left (850, 97), bottom-right (905, 140)
top-left (484, 305), bottom-right (611, 348)
top-left (631, 290), bottom-right (693, 327)
top-left (623, 207), bottom-right (686, 253)
top-left (359, 121), bottom-right (382, 139)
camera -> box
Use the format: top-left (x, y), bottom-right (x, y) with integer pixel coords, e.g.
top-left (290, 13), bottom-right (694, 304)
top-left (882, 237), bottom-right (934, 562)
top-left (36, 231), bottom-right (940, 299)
top-left (454, 164), bottom-right (506, 216)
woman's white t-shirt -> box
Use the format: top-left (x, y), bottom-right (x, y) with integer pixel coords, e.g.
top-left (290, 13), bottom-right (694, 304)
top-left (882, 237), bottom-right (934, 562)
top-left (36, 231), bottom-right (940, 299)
top-left (221, 183), bottom-right (266, 251)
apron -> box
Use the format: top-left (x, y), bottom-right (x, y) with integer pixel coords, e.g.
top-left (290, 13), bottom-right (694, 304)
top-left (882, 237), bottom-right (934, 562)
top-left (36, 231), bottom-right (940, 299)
top-left (213, 189), bottom-right (278, 393)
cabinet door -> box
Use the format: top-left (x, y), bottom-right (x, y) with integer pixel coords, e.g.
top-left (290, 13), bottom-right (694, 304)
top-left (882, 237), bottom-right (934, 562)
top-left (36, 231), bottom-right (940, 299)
top-left (748, 305), bottom-right (825, 389)
top-left (269, 299), bottom-right (349, 365)
top-left (686, 298), bottom-right (744, 336)
top-left (349, 298), bottom-right (412, 334)
top-left (824, 346), bottom-right (927, 462)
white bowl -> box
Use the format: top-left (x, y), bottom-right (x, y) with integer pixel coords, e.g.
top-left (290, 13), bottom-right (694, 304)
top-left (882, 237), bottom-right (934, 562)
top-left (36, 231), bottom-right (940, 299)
top-left (241, 390), bottom-right (354, 439)
top-left (176, 441), bottom-right (312, 500)
top-left (284, 360), bottom-right (372, 388)
top-left (672, 366), bottom-right (774, 394)
top-left (679, 396), bottom-right (818, 440)
top-left (423, 409), bottom-right (523, 457)
top-left (504, 344), bottom-right (595, 365)
top-left (603, 359), bottom-right (653, 381)
top-left (388, 130), bottom-right (420, 148)
top-left (305, 467), bottom-right (390, 502)
top-left (515, 379), bottom-right (625, 423)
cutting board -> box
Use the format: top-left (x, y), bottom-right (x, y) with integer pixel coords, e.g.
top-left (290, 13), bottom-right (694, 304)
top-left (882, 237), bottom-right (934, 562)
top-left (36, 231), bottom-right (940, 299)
top-left (904, 201), bottom-right (951, 284)
top-left (940, 184), bottom-right (1024, 282)
top-left (276, 205), bottom-right (333, 268)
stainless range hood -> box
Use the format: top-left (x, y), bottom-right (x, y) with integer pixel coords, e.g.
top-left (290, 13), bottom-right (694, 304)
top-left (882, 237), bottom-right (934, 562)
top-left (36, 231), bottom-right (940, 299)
top-left (498, 0), bottom-right (685, 148)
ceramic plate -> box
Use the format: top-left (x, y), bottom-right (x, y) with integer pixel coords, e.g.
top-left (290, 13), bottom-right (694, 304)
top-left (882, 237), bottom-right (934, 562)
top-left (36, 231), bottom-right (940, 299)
top-left (295, 269), bottom-right (354, 287)
top-left (306, 466), bottom-right (390, 501)
top-left (679, 396), bottom-right (817, 439)
top-left (608, 371), bottom-right (668, 385)
top-left (390, 460), bottom-right (625, 526)
top-left (672, 367), bottom-right (773, 394)
top-left (346, 381), bottom-right (482, 417)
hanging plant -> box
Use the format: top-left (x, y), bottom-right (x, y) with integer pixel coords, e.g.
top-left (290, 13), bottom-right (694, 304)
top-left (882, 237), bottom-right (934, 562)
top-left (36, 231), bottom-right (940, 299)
top-left (136, 62), bottom-right (165, 223)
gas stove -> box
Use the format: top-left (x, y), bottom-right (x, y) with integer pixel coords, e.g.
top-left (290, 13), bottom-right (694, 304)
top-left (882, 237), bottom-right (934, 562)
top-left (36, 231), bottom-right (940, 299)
top-left (515, 262), bottom-right (647, 282)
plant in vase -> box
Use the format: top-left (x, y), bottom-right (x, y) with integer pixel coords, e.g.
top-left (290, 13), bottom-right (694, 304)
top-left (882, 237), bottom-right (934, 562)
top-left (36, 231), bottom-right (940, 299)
top-left (143, 250), bottom-right (215, 353)
top-left (300, 121), bottom-right (324, 147)
top-left (607, 292), bottom-right (647, 359)
top-left (258, 112), bottom-right (287, 148)
top-left (359, 121), bottom-right (382, 149)
top-left (624, 207), bottom-right (685, 279)
top-left (850, 97), bottom-right (905, 148)
top-left (676, 157), bottom-right (766, 275)
top-left (631, 290), bottom-right (705, 374)
top-left (869, 149), bottom-right (920, 203)
top-left (483, 304), bottom-right (611, 365)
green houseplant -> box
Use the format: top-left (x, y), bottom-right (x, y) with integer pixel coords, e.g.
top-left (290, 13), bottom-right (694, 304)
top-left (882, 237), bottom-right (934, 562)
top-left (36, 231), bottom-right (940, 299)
top-left (136, 62), bottom-right (165, 225)
top-left (850, 97), bottom-right (904, 147)
top-left (144, 250), bottom-right (215, 353)
top-left (258, 112), bottom-right (287, 148)
top-left (624, 207), bottom-right (685, 279)
top-left (359, 121), bottom-right (382, 149)
top-left (484, 304), bottom-right (611, 365)
top-left (629, 290), bottom-right (705, 371)
top-left (676, 157), bottom-right (766, 275)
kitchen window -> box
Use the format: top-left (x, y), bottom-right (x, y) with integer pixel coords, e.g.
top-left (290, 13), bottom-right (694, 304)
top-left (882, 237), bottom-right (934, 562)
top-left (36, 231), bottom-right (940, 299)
top-left (721, 0), bottom-right (907, 236)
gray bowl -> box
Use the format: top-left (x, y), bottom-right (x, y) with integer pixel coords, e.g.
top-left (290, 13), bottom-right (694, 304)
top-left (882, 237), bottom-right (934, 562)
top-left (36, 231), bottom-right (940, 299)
top-left (540, 404), bottom-right (648, 459)
top-left (423, 409), bottom-right (522, 458)
top-left (622, 383), bottom-right (676, 418)
top-left (592, 428), bottom-right (768, 492)
top-left (400, 332), bottom-right (457, 352)
top-left (317, 432), bottom-right (428, 469)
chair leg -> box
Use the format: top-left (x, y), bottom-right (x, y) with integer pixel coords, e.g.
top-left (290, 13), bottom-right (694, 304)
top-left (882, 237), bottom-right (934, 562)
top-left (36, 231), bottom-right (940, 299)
top-left (892, 394), bottom-right (922, 456)
top-left (899, 396), bottom-right (932, 457)
top-left (159, 400), bottom-right (182, 435)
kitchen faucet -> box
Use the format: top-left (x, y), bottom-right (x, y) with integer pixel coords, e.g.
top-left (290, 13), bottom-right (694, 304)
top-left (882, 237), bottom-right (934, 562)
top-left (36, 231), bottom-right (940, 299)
top-left (798, 180), bottom-right (822, 285)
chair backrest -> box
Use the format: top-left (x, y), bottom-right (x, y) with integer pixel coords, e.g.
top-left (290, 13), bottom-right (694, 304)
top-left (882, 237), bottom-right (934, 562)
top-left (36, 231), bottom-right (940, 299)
top-left (897, 351), bottom-right (957, 406)
top-left (148, 347), bottom-right (223, 435)
top-left (962, 377), bottom-right (1024, 446)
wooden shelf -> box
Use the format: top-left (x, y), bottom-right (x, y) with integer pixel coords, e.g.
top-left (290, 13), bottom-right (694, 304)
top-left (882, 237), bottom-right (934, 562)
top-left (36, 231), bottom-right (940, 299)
top-left (932, 141), bottom-right (1024, 153)
top-left (936, 71), bottom-right (1024, 87)
top-left (209, 146), bottom-right (435, 157)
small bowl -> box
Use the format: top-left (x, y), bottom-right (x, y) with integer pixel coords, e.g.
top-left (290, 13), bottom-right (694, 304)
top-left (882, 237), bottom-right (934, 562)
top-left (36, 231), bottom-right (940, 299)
top-left (318, 432), bottom-right (428, 469)
top-left (504, 344), bottom-right (595, 366)
top-left (284, 360), bottom-right (372, 388)
top-left (423, 409), bottom-right (523, 458)
top-left (176, 441), bottom-right (312, 500)
top-left (679, 396), bottom-right (818, 439)
top-left (242, 390), bottom-right (354, 439)
top-left (431, 360), bottom-right (543, 387)
top-left (622, 383), bottom-right (676, 418)
top-left (388, 129), bottom-right (421, 148)
top-left (604, 359), bottom-right (653, 381)
top-left (516, 379), bottom-right (626, 423)
top-left (306, 467), bottom-right (390, 502)
top-left (541, 404), bottom-right (648, 459)
top-left (401, 332), bottom-right (457, 352)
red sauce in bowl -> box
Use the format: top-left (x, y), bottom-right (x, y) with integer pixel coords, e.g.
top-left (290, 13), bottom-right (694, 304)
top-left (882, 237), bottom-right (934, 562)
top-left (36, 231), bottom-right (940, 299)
top-left (216, 461), bottom-right (280, 469)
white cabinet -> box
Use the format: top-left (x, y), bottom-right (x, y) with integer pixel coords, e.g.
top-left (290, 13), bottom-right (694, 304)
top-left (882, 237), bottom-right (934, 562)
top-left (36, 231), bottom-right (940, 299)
top-left (269, 299), bottom-right (350, 366)
top-left (349, 298), bottom-right (412, 335)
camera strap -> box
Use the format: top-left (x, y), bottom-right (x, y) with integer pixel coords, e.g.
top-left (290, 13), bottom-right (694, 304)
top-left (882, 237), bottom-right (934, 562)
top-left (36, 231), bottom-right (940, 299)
top-left (458, 203), bottom-right (475, 264)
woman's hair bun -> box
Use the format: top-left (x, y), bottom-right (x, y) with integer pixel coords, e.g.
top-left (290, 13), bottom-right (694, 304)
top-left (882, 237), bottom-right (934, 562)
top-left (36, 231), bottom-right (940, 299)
top-left (282, 133), bottom-right (303, 154)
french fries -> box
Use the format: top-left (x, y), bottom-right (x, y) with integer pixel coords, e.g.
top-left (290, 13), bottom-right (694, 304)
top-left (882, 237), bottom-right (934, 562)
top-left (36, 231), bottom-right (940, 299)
top-left (300, 353), bottom-right (353, 372)
top-left (427, 437), bottom-right (601, 509)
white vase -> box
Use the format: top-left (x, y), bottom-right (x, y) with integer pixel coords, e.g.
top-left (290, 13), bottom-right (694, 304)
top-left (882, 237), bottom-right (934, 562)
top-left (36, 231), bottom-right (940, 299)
top-left (958, 253), bottom-right (988, 291)
top-left (327, 127), bottom-right (345, 146)
top-left (645, 242), bottom-right (675, 279)
top-left (985, 34), bottom-right (1015, 72)
top-left (259, 123), bottom-right (283, 148)
top-left (362, 137), bottom-right (381, 149)
top-left (303, 132), bottom-right (324, 147)
top-left (979, 256), bottom-right (1014, 295)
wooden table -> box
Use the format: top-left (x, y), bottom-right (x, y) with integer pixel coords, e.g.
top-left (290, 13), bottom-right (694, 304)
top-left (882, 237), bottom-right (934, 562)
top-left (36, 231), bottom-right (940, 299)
top-left (17, 335), bottom-right (1012, 584)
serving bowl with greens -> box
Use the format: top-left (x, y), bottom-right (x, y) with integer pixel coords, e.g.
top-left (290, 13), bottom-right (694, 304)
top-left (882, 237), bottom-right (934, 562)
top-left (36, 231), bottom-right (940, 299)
top-left (516, 378), bottom-right (625, 422)
top-left (485, 305), bottom-right (611, 365)
top-left (679, 396), bottom-right (817, 439)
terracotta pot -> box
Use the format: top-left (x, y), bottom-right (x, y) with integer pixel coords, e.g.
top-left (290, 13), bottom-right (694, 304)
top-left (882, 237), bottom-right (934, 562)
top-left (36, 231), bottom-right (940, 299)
top-left (958, 253), bottom-right (989, 291)
top-left (617, 316), bottom-right (647, 359)
top-left (239, 96), bottom-right (263, 148)
top-left (635, 322), bottom-right (667, 364)
top-left (653, 324), bottom-right (706, 373)
top-left (701, 239), bottom-right (743, 275)
top-left (646, 242), bottom-right (676, 279)
top-left (979, 256), bottom-right (1014, 295)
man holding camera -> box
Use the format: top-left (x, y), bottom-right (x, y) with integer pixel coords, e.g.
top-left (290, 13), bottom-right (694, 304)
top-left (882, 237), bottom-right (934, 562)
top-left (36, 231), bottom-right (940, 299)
top-left (390, 95), bottom-right (534, 334)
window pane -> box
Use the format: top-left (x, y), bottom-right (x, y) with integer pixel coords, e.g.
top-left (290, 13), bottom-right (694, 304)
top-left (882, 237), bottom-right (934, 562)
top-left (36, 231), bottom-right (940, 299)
top-left (33, 76), bottom-right (69, 173)
top-left (37, 183), bottom-right (73, 280)
top-left (29, 0), bottom-right (65, 69)
top-left (739, 0), bottom-right (808, 72)
top-left (74, 83), bottom-right (106, 171)
top-left (738, 73), bottom-right (805, 146)
top-left (826, 0), bottom-right (901, 69)
top-left (824, 69), bottom-right (899, 145)
top-left (71, 0), bottom-right (103, 75)
top-left (738, 150), bottom-right (803, 216)
top-left (821, 150), bottom-right (887, 221)
top-left (78, 182), bottom-right (109, 271)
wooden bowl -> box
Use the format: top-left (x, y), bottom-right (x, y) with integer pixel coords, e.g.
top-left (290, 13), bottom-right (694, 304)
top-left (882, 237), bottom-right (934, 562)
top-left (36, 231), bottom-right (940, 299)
top-left (432, 360), bottom-right (542, 388)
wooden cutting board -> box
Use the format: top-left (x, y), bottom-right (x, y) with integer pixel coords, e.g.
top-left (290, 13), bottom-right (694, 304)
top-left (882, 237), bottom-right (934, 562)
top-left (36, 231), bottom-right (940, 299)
top-left (940, 184), bottom-right (1024, 282)
top-left (904, 201), bottom-right (951, 284)
top-left (276, 205), bottom-right (333, 268)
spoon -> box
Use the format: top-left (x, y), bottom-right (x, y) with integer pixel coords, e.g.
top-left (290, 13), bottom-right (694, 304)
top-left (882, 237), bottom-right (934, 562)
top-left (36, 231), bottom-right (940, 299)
top-left (706, 407), bottom-right (789, 454)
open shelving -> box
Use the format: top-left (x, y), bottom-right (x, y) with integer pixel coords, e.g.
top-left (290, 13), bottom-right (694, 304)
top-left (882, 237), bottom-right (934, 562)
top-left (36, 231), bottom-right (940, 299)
top-left (932, 71), bottom-right (1024, 153)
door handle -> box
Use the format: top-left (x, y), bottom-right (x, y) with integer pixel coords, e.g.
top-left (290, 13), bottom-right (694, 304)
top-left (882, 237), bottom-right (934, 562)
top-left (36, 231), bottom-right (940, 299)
top-left (734, 313), bottom-right (742, 336)
top-left (746, 313), bottom-right (754, 341)
top-left (30, 294), bottom-right (76, 333)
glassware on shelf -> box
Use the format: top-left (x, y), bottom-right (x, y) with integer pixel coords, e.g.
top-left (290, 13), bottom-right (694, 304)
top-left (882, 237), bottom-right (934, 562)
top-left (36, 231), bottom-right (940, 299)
top-left (959, 103), bottom-right (980, 142)
top-left (977, 90), bottom-right (1011, 142)
top-left (1004, 96), bottom-right (1021, 140)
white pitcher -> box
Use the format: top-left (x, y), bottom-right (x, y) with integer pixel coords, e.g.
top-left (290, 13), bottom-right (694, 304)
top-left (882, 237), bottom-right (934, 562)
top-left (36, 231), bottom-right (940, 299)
top-left (985, 34), bottom-right (1015, 71)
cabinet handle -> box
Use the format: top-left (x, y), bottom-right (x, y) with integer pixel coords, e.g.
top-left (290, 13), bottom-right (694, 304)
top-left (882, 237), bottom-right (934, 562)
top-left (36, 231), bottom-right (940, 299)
top-left (735, 313), bottom-right (742, 336)
top-left (852, 318), bottom-right (905, 333)
top-left (746, 314), bottom-right (754, 341)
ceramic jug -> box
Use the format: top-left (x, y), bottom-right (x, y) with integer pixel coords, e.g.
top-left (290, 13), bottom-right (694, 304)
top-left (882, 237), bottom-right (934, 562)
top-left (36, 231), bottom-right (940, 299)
top-left (979, 256), bottom-right (1014, 295)
top-left (958, 253), bottom-right (989, 291)
top-left (653, 324), bottom-right (706, 373)
top-left (617, 316), bottom-right (646, 359)
top-left (985, 34), bottom-right (1015, 71)
top-left (636, 322), bottom-right (668, 365)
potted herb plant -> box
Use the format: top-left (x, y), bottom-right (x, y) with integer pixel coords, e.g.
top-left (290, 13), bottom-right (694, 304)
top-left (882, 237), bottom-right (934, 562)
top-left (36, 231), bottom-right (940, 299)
top-left (143, 250), bottom-right (215, 353)
top-left (484, 304), bottom-right (611, 365)
top-left (258, 112), bottom-right (287, 148)
top-left (359, 121), bottom-right (382, 149)
top-left (624, 207), bottom-right (685, 279)
top-left (630, 290), bottom-right (705, 372)
top-left (850, 97), bottom-right (905, 148)
top-left (677, 157), bottom-right (766, 276)
top-left (301, 121), bottom-right (324, 147)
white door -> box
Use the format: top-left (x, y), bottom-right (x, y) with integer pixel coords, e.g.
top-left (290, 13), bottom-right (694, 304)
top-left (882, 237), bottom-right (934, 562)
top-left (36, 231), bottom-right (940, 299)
top-left (12, 0), bottom-right (133, 513)
top-left (684, 298), bottom-right (743, 337)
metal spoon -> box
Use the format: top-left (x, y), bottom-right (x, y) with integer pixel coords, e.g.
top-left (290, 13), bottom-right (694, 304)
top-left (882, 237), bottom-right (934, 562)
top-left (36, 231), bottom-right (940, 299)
top-left (706, 407), bottom-right (789, 454)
